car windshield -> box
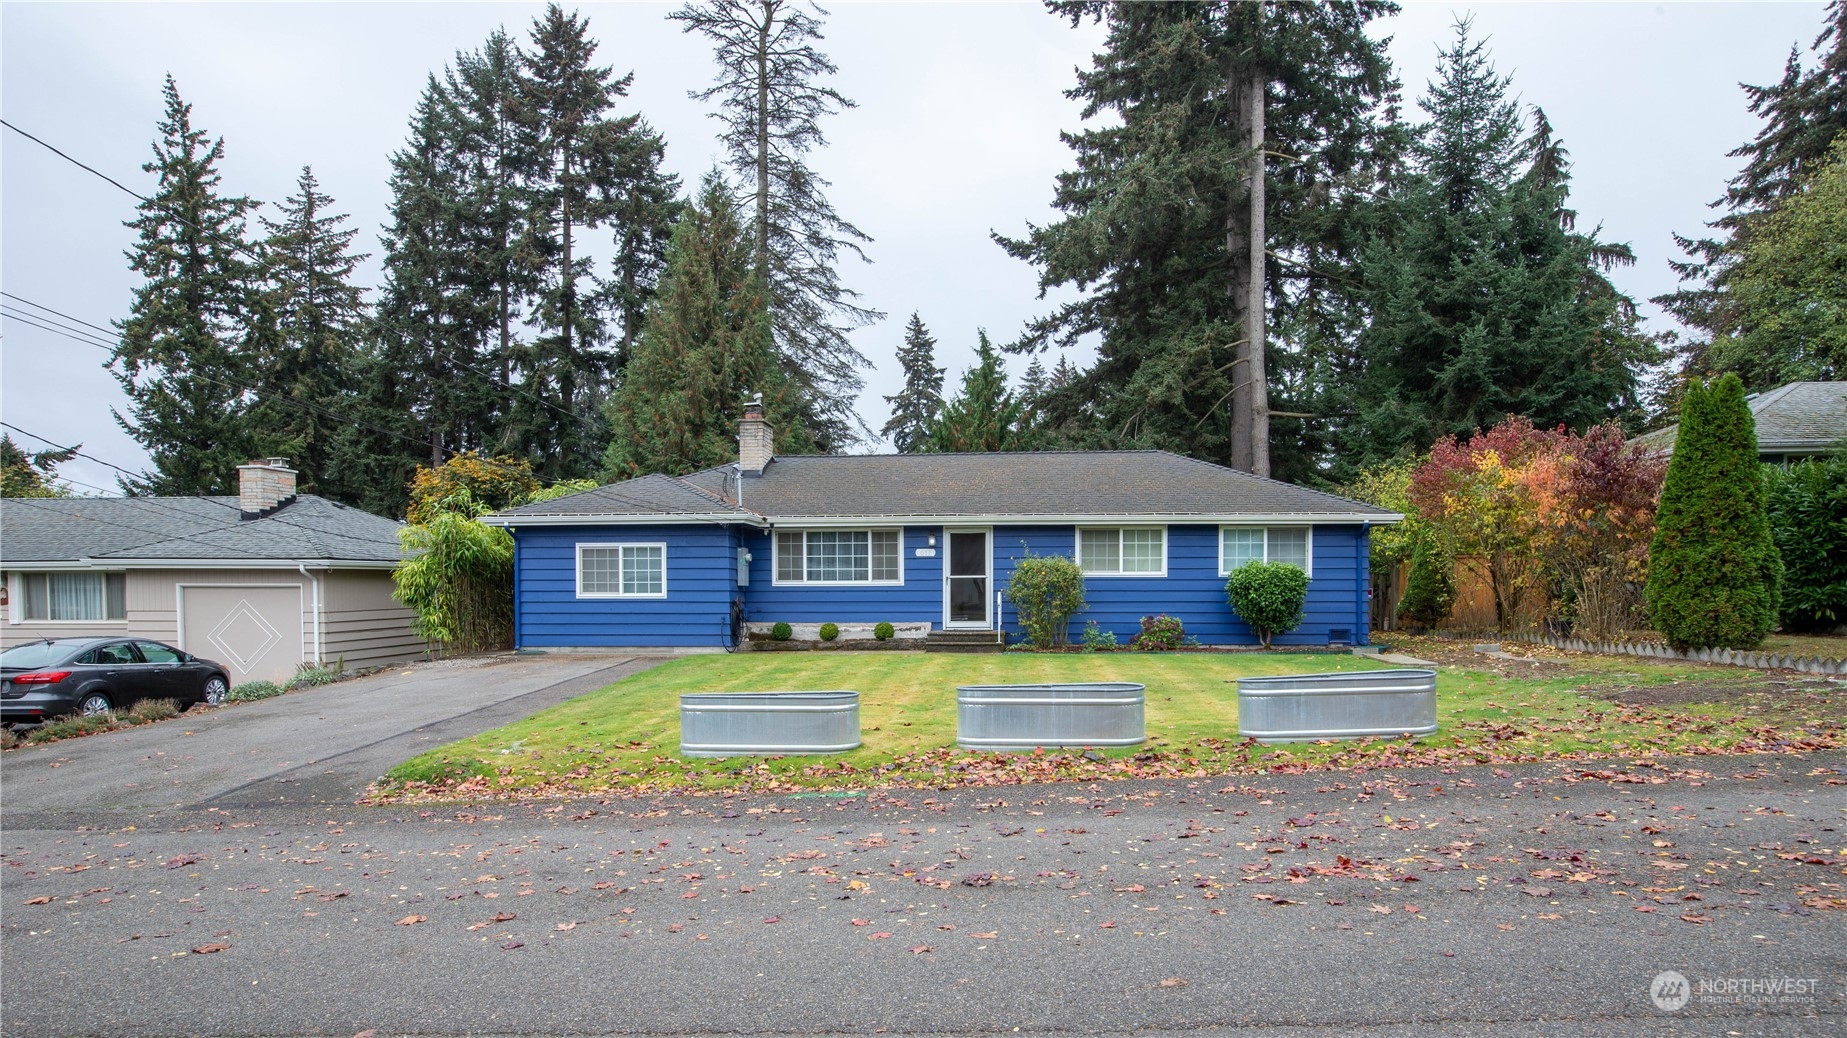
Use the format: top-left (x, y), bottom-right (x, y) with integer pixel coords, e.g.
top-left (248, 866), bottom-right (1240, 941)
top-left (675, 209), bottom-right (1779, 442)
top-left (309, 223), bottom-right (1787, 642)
top-left (0, 641), bottom-right (77, 669)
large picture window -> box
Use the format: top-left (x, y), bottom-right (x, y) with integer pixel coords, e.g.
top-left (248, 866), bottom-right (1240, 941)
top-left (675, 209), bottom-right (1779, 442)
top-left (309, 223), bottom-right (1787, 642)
top-left (21, 572), bottom-right (127, 621)
top-left (1078, 527), bottom-right (1165, 576)
top-left (1219, 527), bottom-right (1311, 576)
top-left (774, 529), bottom-right (902, 584)
top-left (576, 544), bottom-right (666, 598)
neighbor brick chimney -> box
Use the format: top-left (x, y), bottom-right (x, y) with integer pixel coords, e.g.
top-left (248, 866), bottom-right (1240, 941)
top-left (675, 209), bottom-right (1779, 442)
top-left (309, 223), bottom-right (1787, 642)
top-left (238, 458), bottom-right (297, 518)
top-left (738, 396), bottom-right (773, 476)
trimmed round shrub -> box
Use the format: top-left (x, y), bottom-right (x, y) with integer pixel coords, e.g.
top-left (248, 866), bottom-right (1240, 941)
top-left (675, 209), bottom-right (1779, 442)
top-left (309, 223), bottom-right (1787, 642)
top-left (1645, 374), bottom-right (1784, 649)
top-left (1397, 540), bottom-right (1456, 629)
top-left (1226, 561), bottom-right (1310, 648)
top-left (1131, 614), bottom-right (1185, 650)
top-left (1006, 552), bottom-right (1087, 648)
top-left (873, 621), bottom-right (895, 641)
top-left (770, 621), bottom-right (793, 641)
top-left (818, 622), bottom-right (840, 642)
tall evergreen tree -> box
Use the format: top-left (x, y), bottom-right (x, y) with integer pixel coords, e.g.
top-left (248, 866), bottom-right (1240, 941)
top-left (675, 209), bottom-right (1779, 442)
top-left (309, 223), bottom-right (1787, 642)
top-left (603, 174), bottom-right (811, 479)
top-left (255, 166), bottom-right (368, 501)
top-left (1339, 23), bottom-right (1655, 472)
top-left (670, 0), bottom-right (881, 450)
top-left (110, 75), bottom-right (265, 495)
top-left (0, 434), bottom-right (78, 498)
top-left (1655, 2), bottom-right (1846, 395)
top-left (514, 4), bottom-right (679, 479)
top-left (1645, 374), bottom-right (1784, 649)
top-left (880, 313), bottom-right (944, 453)
top-left (925, 332), bottom-right (1034, 453)
top-left (998, 1), bottom-right (1401, 480)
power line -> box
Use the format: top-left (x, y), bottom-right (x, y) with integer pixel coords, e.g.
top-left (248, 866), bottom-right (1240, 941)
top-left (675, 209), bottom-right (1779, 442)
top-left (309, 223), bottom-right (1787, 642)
top-left (2, 119), bottom-right (602, 436)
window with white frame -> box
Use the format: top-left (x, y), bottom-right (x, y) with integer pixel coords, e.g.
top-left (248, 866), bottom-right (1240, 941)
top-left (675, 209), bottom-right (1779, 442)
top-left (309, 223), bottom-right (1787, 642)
top-left (20, 573), bottom-right (127, 621)
top-left (1078, 527), bottom-right (1165, 575)
top-left (1220, 526), bottom-right (1311, 575)
top-left (576, 544), bottom-right (666, 598)
top-left (774, 529), bottom-right (901, 584)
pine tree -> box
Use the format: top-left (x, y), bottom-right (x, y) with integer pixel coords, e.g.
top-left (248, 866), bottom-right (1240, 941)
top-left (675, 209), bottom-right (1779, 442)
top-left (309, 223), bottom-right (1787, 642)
top-left (515, 4), bottom-right (679, 479)
top-left (0, 435), bottom-right (77, 498)
top-left (880, 313), bottom-right (944, 453)
top-left (998, 1), bottom-right (1401, 479)
top-left (925, 332), bottom-right (1033, 453)
top-left (255, 166), bottom-right (368, 501)
top-left (1340, 22), bottom-right (1655, 471)
top-left (110, 76), bottom-right (265, 496)
top-left (603, 173), bottom-right (812, 479)
top-left (1655, 2), bottom-right (1846, 395)
top-left (1644, 374), bottom-right (1784, 649)
top-left (670, 0), bottom-right (881, 450)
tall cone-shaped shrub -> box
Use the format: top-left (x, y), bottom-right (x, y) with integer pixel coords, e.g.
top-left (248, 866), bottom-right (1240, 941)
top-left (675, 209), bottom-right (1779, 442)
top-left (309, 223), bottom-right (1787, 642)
top-left (1644, 374), bottom-right (1783, 649)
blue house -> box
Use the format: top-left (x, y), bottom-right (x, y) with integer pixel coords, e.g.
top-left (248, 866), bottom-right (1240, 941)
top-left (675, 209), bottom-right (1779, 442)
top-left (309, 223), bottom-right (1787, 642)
top-left (484, 407), bottom-right (1400, 651)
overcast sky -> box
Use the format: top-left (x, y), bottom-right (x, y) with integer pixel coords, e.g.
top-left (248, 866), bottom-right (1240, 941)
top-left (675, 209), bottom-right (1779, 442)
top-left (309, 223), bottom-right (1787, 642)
top-left (0, 1), bottom-right (1832, 495)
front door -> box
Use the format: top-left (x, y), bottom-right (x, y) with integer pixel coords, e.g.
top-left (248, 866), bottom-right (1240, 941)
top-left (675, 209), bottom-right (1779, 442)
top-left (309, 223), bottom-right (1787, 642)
top-left (944, 529), bottom-right (991, 628)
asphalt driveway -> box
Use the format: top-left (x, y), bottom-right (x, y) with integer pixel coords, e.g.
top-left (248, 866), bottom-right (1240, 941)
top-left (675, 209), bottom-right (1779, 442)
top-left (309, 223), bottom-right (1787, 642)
top-left (0, 653), bottom-right (660, 822)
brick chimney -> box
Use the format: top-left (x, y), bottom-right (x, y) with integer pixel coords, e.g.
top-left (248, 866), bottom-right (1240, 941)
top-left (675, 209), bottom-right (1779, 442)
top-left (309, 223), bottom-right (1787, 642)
top-left (738, 396), bottom-right (773, 476)
top-left (237, 458), bottom-right (297, 518)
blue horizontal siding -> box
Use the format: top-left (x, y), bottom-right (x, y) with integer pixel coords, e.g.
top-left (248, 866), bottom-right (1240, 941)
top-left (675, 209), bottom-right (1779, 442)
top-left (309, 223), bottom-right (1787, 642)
top-left (510, 520), bottom-right (1376, 648)
top-left (741, 526), bottom-right (943, 625)
top-left (513, 523), bottom-right (739, 648)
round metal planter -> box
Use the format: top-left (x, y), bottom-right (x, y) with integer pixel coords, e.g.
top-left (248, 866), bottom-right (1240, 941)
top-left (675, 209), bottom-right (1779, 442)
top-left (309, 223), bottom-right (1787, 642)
top-left (1235, 669), bottom-right (1437, 743)
top-left (679, 690), bottom-right (862, 757)
top-left (955, 682), bottom-right (1146, 751)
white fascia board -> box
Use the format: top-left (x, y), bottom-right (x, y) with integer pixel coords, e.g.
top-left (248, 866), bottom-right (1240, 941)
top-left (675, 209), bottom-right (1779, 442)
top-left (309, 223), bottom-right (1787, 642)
top-left (763, 512), bottom-right (1402, 528)
top-left (10, 558), bottom-right (398, 571)
top-left (483, 512), bottom-right (765, 529)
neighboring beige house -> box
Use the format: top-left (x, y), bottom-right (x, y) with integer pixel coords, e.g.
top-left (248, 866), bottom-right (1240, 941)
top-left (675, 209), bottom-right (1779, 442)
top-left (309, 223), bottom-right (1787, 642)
top-left (0, 459), bottom-right (425, 684)
top-left (1638, 381), bottom-right (1847, 463)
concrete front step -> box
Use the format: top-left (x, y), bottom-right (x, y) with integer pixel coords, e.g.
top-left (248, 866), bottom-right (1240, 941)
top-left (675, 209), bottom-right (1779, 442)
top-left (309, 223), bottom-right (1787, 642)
top-left (924, 630), bottom-right (1005, 653)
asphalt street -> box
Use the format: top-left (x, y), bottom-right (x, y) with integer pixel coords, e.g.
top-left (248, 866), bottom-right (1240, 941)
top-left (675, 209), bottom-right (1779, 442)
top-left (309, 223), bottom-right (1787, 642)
top-left (4, 725), bottom-right (1844, 1037)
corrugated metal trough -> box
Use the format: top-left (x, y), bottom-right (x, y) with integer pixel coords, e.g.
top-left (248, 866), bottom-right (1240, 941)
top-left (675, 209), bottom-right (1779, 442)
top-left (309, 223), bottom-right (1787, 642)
top-left (956, 682), bottom-right (1145, 751)
top-left (1235, 669), bottom-right (1438, 743)
top-left (679, 690), bottom-right (861, 757)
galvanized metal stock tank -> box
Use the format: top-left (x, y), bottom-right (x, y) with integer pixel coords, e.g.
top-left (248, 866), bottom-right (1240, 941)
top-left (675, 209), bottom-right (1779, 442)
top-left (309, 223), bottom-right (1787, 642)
top-left (956, 682), bottom-right (1146, 751)
top-left (1235, 668), bottom-right (1438, 743)
top-left (679, 690), bottom-right (862, 757)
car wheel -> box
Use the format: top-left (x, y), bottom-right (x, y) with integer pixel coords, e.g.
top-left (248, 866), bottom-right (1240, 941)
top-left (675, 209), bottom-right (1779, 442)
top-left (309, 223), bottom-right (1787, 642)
top-left (78, 691), bottom-right (114, 717)
top-left (202, 675), bottom-right (228, 707)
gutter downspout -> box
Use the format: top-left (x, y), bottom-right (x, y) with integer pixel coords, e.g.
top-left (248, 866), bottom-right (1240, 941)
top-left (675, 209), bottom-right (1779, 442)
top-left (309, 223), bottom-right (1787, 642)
top-left (1358, 523), bottom-right (1371, 646)
top-left (297, 564), bottom-right (324, 665)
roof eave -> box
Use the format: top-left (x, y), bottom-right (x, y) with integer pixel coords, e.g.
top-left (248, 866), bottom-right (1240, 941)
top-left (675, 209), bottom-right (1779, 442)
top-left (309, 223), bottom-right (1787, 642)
top-left (1, 558), bottom-right (402, 570)
top-left (483, 512), bottom-right (764, 528)
top-left (753, 512), bottom-right (1402, 527)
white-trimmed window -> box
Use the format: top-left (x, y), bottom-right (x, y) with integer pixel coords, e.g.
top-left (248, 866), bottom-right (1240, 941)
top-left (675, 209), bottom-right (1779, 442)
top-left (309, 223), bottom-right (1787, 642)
top-left (1219, 526), bottom-right (1312, 576)
top-left (21, 572), bottom-right (127, 621)
top-left (1078, 527), bottom-right (1166, 576)
top-left (774, 529), bottom-right (902, 584)
top-left (576, 544), bottom-right (666, 598)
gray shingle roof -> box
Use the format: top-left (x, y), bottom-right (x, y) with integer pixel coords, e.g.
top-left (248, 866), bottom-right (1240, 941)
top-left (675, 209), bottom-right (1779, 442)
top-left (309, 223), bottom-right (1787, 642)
top-left (490, 451), bottom-right (1396, 523)
top-left (0, 495), bottom-right (406, 565)
top-left (1638, 381), bottom-right (1847, 455)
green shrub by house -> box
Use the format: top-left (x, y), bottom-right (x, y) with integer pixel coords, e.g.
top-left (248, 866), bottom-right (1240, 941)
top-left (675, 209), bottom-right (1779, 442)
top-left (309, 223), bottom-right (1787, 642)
top-left (1131, 614), bottom-right (1186, 650)
top-left (1762, 452), bottom-right (1847, 631)
top-left (1645, 375), bottom-right (1784, 649)
top-left (1397, 540), bottom-right (1456, 629)
top-left (818, 622), bottom-right (840, 642)
top-left (1226, 561), bottom-right (1310, 648)
top-left (873, 621), bottom-right (895, 641)
top-left (1006, 553), bottom-right (1087, 649)
top-left (770, 622), bottom-right (793, 641)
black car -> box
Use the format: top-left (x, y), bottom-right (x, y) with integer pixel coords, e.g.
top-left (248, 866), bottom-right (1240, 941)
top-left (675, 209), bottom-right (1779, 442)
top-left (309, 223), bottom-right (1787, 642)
top-left (0, 637), bottom-right (231, 725)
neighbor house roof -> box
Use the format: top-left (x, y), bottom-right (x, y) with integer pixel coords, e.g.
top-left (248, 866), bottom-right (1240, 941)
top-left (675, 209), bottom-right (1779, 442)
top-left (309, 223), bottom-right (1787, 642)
top-left (1637, 381), bottom-right (1847, 456)
top-left (487, 451), bottom-right (1399, 527)
top-left (0, 494), bottom-right (407, 568)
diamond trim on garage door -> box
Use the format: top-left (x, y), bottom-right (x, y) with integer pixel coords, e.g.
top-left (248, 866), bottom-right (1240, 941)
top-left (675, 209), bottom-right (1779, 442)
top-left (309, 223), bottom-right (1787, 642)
top-left (206, 599), bottom-right (283, 673)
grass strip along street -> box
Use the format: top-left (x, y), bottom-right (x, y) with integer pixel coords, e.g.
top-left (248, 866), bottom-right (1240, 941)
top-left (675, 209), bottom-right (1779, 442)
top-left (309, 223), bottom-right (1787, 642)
top-left (372, 639), bottom-right (1843, 802)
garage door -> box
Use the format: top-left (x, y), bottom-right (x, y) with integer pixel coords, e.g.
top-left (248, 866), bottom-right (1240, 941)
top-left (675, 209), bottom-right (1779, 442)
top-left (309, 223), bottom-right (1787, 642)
top-left (179, 585), bottom-right (305, 684)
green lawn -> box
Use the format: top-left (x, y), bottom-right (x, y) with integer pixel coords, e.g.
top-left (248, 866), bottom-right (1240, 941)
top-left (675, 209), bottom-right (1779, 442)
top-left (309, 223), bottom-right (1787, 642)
top-left (373, 649), bottom-right (1841, 801)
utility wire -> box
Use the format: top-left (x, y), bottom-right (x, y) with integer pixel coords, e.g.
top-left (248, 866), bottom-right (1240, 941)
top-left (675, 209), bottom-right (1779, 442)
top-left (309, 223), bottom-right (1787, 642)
top-left (2, 119), bottom-right (600, 435)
